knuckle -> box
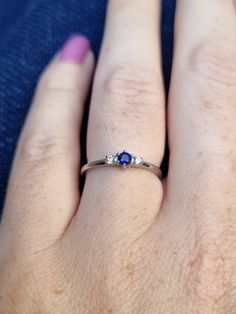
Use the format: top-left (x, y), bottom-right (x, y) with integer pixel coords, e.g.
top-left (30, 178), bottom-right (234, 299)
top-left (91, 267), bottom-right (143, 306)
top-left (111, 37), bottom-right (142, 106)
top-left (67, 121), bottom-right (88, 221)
top-left (92, 67), bottom-right (164, 152)
top-left (18, 132), bottom-right (66, 164)
top-left (188, 42), bottom-right (236, 89)
top-left (101, 65), bottom-right (162, 110)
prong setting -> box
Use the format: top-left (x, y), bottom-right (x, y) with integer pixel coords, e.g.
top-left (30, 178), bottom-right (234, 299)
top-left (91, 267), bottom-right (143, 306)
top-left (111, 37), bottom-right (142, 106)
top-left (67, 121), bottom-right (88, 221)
top-left (117, 151), bottom-right (133, 166)
top-left (106, 152), bottom-right (144, 167)
top-left (81, 151), bottom-right (162, 178)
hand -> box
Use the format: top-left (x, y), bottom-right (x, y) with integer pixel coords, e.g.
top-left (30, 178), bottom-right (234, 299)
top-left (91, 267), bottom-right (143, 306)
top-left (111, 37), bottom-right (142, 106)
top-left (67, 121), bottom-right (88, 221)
top-left (1, 0), bottom-right (236, 313)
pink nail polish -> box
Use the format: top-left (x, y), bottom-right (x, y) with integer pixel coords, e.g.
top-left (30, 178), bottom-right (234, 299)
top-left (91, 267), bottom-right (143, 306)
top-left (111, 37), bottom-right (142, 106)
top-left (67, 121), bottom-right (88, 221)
top-left (59, 35), bottom-right (90, 64)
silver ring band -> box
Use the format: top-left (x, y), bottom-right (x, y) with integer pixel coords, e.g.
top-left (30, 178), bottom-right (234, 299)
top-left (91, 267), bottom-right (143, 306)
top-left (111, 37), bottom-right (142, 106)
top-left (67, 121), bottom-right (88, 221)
top-left (81, 151), bottom-right (162, 179)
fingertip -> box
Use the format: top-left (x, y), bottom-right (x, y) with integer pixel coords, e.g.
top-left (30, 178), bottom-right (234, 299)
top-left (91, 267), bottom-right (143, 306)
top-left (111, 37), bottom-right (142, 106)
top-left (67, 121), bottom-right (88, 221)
top-left (38, 39), bottom-right (95, 97)
top-left (58, 34), bottom-right (91, 64)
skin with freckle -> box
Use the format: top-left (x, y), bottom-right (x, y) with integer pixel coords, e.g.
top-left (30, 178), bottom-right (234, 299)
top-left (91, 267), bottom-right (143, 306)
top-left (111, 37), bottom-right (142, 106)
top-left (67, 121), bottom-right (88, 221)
top-left (0, 1), bottom-right (236, 313)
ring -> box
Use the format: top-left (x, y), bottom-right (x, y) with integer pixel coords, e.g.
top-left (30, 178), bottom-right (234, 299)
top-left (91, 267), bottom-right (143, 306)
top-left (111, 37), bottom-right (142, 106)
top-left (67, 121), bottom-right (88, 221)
top-left (81, 151), bottom-right (162, 179)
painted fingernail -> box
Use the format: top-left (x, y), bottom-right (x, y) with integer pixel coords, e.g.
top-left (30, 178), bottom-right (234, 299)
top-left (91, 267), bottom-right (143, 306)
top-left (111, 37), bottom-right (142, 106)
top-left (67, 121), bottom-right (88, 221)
top-left (59, 35), bottom-right (90, 64)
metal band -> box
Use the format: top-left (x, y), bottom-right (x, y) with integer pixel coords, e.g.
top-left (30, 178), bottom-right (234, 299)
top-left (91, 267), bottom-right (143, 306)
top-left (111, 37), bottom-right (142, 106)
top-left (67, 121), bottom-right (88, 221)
top-left (81, 151), bottom-right (162, 179)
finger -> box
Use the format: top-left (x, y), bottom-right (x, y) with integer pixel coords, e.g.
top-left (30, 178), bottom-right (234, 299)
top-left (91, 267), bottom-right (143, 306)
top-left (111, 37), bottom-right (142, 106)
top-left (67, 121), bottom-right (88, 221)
top-left (168, 0), bottom-right (236, 183)
top-left (72, 1), bottom-right (165, 239)
top-left (2, 35), bottom-right (94, 245)
top-left (167, 2), bottom-right (236, 216)
top-left (88, 0), bottom-right (165, 167)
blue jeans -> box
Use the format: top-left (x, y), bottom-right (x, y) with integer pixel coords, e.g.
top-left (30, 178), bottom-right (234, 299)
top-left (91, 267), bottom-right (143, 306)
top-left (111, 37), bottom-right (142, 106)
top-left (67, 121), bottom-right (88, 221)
top-left (0, 0), bottom-right (176, 213)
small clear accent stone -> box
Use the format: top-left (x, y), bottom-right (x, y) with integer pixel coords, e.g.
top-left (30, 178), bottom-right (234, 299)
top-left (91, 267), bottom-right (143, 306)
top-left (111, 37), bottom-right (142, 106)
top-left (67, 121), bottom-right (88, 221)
top-left (134, 156), bottom-right (143, 165)
top-left (106, 155), bottom-right (114, 164)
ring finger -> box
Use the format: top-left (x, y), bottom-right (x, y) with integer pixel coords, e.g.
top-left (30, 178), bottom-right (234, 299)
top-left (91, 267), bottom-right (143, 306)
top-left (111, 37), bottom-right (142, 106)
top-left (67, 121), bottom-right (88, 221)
top-left (72, 0), bottom-right (165, 235)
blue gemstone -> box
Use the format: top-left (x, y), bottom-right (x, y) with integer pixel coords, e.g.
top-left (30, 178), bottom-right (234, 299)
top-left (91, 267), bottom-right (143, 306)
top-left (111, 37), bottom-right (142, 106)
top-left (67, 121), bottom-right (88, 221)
top-left (118, 151), bottom-right (132, 166)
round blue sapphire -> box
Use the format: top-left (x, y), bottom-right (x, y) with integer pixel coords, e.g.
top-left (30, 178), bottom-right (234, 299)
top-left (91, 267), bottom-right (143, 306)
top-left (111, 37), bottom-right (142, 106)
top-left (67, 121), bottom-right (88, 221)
top-left (117, 151), bottom-right (132, 166)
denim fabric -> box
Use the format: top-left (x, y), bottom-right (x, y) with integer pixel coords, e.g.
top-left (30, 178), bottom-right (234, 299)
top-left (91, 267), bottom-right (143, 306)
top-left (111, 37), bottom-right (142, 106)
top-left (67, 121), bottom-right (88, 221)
top-left (0, 0), bottom-right (176, 213)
